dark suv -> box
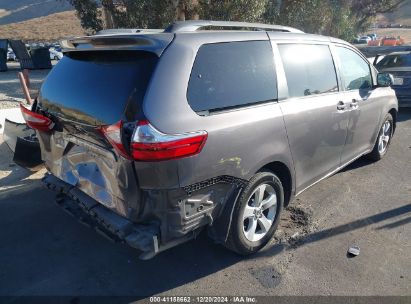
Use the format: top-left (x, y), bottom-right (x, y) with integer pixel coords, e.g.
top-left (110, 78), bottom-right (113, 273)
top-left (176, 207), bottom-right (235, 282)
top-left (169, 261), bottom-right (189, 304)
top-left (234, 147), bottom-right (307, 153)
top-left (15, 21), bottom-right (398, 259)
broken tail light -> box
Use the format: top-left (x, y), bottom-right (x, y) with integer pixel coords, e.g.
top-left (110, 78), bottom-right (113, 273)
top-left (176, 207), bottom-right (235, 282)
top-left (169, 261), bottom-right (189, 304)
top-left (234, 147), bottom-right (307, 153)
top-left (20, 104), bottom-right (54, 132)
top-left (99, 120), bottom-right (131, 159)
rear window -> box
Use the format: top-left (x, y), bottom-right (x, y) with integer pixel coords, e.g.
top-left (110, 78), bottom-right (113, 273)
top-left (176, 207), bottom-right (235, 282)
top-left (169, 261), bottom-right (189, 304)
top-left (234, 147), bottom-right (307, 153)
top-left (376, 54), bottom-right (411, 69)
top-left (187, 41), bottom-right (277, 113)
top-left (39, 51), bottom-right (158, 125)
top-left (278, 44), bottom-right (338, 98)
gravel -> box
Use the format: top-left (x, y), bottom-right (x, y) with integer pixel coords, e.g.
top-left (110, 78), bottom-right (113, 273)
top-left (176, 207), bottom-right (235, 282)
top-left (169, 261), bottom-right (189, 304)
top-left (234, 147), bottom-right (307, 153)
top-left (0, 61), bottom-right (52, 110)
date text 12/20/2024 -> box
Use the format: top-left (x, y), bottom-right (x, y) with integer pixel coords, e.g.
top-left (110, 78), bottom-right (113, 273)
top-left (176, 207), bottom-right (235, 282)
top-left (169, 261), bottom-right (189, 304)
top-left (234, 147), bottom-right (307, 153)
top-left (149, 296), bottom-right (257, 303)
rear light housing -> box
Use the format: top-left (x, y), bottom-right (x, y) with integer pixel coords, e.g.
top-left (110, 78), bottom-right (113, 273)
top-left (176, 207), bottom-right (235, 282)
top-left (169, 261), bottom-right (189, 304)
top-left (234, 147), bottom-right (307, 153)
top-left (20, 104), bottom-right (54, 132)
top-left (131, 120), bottom-right (207, 161)
top-left (99, 120), bottom-right (207, 161)
top-left (99, 120), bottom-right (131, 159)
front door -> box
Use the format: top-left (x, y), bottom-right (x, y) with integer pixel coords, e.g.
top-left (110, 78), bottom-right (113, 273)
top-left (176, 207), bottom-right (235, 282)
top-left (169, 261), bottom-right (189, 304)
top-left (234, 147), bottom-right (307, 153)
top-left (275, 43), bottom-right (349, 192)
top-left (334, 46), bottom-right (382, 164)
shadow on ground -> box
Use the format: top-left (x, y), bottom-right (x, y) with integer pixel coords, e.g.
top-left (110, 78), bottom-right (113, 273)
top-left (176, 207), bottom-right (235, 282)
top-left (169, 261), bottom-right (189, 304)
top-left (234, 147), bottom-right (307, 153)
top-left (0, 179), bottom-right (409, 298)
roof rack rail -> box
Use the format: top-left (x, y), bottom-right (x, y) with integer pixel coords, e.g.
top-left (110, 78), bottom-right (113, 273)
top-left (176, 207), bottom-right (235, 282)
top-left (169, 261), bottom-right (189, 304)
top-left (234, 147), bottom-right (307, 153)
top-left (96, 28), bottom-right (163, 35)
top-left (164, 20), bottom-right (304, 33)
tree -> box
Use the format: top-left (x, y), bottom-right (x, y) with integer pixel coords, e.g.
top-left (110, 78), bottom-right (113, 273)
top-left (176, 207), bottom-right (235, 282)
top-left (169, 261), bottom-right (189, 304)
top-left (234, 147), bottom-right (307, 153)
top-left (198, 0), bottom-right (268, 22)
top-left (265, 0), bottom-right (332, 34)
top-left (350, 0), bottom-right (407, 32)
top-left (67, 0), bottom-right (407, 40)
top-left (68, 0), bottom-right (102, 33)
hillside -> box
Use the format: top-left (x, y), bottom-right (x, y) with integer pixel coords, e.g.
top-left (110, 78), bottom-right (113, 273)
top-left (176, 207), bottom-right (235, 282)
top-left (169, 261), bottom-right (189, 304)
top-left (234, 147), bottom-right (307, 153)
top-left (376, 1), bottom-right (411, 26)
top-left (0, 0), bottom-right (73, 25)
top-left (0, 10), bottom-right (84, 42)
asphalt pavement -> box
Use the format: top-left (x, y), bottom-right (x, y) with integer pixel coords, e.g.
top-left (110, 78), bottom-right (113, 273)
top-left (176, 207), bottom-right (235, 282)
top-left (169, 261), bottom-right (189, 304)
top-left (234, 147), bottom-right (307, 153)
top-left (0, 110), bottom-right (410, 299)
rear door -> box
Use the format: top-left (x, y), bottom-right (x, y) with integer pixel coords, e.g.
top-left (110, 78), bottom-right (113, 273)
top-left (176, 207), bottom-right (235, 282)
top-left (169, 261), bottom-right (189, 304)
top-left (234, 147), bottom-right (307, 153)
top-left (274, 43), bottom-right (348, 192)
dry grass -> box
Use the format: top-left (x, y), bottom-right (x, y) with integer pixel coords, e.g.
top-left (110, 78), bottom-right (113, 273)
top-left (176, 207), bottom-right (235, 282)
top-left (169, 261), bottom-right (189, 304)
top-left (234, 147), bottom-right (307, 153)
top-left (0, 10), bottom-right (85, 42)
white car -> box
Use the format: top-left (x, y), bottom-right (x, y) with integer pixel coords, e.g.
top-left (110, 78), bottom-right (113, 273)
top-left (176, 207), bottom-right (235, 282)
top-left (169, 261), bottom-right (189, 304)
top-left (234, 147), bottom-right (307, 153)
top-left (7, 49), bottom-right (17, 61)
top-left (49, 48), bottom-right (63, 60)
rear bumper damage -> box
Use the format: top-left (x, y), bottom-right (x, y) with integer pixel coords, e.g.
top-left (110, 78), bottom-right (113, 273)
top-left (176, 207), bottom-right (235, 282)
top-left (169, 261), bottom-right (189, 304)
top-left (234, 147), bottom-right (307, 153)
top-left (3, 118), bottom-right (43, 169)
top-left (43, 173), bottom-right (246, 259)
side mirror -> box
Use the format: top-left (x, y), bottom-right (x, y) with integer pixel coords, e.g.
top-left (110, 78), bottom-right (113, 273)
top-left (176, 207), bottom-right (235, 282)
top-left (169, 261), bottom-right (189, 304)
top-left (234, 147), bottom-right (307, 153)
top-left (377, 73), bottom-right (394, 87)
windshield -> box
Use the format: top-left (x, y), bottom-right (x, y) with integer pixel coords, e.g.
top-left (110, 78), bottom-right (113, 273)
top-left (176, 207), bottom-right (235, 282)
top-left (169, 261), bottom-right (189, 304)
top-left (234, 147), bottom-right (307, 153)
top-left (376, 53), bottom-right (411, 69)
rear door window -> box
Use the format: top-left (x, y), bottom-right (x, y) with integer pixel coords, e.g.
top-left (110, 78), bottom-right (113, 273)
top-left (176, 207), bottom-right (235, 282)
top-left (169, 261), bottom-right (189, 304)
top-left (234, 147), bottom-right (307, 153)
top-left (278, 44), bottom-right (338, 98)
top-left (335, 46), bottom-right (372, 91)
top-left (187, 41), bottom-right (277, 113)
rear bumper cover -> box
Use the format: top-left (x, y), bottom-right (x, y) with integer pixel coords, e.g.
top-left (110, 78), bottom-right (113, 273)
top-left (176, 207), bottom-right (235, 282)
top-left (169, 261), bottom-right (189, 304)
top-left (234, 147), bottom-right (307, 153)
top-left (43, 173), bottom-right (247, 258)
top-left (43, 173), bottom-right (161, 259)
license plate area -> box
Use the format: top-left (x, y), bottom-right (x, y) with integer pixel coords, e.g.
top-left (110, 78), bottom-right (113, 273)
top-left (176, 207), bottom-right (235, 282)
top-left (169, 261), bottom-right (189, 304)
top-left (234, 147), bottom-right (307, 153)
top-left (393, 77), bottom-right (404, 86)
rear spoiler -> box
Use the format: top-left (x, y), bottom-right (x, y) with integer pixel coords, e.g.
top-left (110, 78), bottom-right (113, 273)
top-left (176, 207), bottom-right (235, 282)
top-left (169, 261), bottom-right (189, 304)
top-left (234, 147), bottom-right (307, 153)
top-left (60, 34), bottom-right (174, 56)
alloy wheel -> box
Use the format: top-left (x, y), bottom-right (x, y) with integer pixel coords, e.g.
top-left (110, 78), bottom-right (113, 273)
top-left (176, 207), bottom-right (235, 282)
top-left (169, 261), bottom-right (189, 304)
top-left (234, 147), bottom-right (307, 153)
top-left (242, 183), bottom-right (277, 242)
top-left (378, 120), bottom-right (391, 154)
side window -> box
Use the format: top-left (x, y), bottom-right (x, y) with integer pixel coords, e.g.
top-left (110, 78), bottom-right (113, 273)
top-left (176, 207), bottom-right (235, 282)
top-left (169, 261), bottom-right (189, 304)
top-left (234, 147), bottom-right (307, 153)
top-left (278, 44), bottom-right (338, 98)
top-left (335, 46), bottom-right (372, 91)
top-left (187, 41), bottom-right (277, 113)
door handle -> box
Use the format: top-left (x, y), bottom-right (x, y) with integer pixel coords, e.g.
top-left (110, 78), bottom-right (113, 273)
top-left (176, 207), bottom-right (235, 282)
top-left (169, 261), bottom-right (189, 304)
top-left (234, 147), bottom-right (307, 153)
top-left (337, 101), bottom-right (346, 111)
top-left (350, 99), bottom-right (359, 109)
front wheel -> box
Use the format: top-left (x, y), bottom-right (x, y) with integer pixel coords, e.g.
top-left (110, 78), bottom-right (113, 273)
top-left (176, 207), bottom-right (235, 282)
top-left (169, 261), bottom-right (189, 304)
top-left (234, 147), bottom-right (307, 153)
top-left (366, 113), bottom-right (393, 161)
top-left (225, 171), bottom-right (284, 255)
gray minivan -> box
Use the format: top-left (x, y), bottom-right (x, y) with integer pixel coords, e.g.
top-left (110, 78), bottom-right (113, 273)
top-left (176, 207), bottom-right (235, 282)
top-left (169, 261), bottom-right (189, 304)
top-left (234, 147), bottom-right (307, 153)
top-left (16, 21), bottom-right (398, 259)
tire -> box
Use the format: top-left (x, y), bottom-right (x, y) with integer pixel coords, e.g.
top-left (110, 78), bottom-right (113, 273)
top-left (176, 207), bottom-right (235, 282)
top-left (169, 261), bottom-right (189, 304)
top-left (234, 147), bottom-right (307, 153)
top-left (366, 113), bottom-right (394, 161)
top-left (225, 171), bottom-right (284, 255)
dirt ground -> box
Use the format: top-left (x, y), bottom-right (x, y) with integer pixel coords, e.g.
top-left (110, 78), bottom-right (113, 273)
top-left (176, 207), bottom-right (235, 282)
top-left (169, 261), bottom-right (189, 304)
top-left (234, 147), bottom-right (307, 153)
top-left (0, 61), bottom-right (52, 110)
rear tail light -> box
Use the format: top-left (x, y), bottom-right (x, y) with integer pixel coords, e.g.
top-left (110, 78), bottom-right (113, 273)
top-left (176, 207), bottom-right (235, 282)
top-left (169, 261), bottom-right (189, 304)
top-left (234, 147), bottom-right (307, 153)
top-left (131, 120), bottom-right (207, 161)
top-left (99, 120), bottom-right (207, 161)
top-left (99, 120), bottom-right (131, 159)
top-left (20, 104), bottom-right (54, 132)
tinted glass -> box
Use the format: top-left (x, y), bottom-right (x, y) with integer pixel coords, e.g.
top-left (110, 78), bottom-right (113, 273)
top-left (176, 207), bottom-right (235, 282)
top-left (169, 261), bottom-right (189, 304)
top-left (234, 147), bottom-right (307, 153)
top-left (335, 46), bottom-right (372, 90)
top-left (187, 41), bottom-right (277, 112)
top-left (278, 44), bottom-right (338, 98)
top-left (376, 53), bottom-right (411, 69)
top-left (39, 51), bottom-right (158, 125)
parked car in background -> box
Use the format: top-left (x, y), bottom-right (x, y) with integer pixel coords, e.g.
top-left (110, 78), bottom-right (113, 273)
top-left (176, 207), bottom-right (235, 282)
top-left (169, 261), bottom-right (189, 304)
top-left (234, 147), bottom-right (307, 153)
top-left (382, 37), bottom-right (405, 46)
top-left (368, 39), bottom-right (382, 46)
top-left (49, 48), bottom-right (63, 60)
top-left (376, 51), bottom-right (411, 107)
top-left (10, 20), bottom-right (398, 259)
top-left (7, 49), bottom-right (17, 61)
top-left (357, 36), bottom-right (371, 44)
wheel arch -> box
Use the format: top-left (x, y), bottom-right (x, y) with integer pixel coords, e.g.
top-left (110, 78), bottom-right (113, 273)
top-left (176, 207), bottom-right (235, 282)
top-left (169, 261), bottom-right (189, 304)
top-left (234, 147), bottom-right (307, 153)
top-left (257, 161), bottom-right (294, 207)
top-left (388, 108), bottom-right (397, 133)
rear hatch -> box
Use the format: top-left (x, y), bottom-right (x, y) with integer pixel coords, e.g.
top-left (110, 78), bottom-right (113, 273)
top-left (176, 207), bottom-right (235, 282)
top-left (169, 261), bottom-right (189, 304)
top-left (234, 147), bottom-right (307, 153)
top-left (34, 45), bottom-right (163, 220)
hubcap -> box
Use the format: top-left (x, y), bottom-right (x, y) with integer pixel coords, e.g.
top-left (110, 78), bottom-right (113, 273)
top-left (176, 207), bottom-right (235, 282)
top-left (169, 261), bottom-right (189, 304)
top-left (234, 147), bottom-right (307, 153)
top-left (242, 183), bottom-right (277, 242)
top-left (378, 120), bottom-right (391, 154)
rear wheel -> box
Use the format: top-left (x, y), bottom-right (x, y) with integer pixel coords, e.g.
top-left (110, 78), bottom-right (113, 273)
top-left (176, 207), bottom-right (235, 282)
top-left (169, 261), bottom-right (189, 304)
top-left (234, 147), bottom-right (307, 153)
top-left (225, 171), bottom-right (284, 255)
top-left (367, 113), bottom-right (393, 161)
